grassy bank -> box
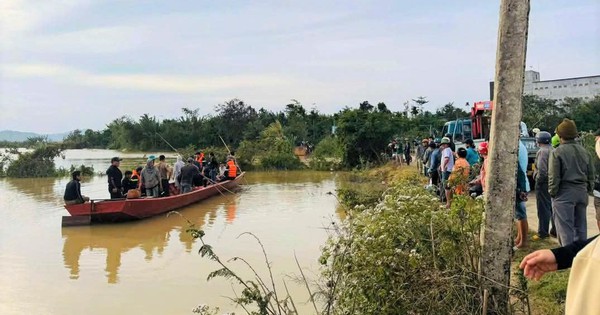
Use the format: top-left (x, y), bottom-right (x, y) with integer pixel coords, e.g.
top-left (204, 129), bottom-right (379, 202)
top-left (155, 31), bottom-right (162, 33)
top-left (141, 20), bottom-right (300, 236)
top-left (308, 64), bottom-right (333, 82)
top-left (512, 234), bottom-right (568, 315)
top-left (335, 163), bottom-right (567, 314)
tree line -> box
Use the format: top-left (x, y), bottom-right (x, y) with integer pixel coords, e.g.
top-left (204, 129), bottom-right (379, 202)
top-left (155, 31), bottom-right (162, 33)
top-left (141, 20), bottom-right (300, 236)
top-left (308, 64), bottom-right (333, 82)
top-left (20, 96), bottom-right (600, 169)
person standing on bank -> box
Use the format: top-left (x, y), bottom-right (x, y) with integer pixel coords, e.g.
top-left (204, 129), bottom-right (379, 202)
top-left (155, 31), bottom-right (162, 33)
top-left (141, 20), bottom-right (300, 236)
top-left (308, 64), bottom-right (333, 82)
top-left (439, 137), bottom-right (454, 208)
top-left (549, 119), bottom-right (595, 246)
top-left (106, 157), bottom-right (123, 199)
top-left (140, 155), bottom-right (162, 198)
top-left (416, 139), bottom-right (427, 175)
top-left (533, 131), bottom-right (555, 240)
top-left (64, 171), bottom-right (90, 205)
top-left (157, 155), bottom-right (172, 196)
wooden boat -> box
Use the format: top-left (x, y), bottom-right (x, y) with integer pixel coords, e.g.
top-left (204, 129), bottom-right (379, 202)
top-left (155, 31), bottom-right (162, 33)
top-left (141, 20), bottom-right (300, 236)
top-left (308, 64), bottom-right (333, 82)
top-left (63, 173), bottom-right (244, 224)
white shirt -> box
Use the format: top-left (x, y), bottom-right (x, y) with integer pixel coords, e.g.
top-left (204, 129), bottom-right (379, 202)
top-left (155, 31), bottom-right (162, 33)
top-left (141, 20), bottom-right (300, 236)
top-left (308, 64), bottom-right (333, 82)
top-left (441, 147), bottom-right (454, 172)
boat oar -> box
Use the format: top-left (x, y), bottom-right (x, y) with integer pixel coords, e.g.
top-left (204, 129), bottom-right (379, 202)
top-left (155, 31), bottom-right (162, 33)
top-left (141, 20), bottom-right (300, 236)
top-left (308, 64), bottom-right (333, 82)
top-left (200, 173), bottom-right (236, 195)
top-left (62, 215), bottom-right (91, 227)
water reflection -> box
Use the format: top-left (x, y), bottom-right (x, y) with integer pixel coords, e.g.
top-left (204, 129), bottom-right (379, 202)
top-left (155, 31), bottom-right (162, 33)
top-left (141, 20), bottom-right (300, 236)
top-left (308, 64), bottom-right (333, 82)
top-left (60, 198), bottom-right (236, 283)
top-left (2, 177), bottom-right (64, 204)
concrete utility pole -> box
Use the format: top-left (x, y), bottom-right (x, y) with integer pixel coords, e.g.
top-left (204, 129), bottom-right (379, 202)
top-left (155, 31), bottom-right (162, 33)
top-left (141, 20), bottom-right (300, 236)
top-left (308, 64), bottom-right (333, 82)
top-left (481, 0), bottom-right (530, 314)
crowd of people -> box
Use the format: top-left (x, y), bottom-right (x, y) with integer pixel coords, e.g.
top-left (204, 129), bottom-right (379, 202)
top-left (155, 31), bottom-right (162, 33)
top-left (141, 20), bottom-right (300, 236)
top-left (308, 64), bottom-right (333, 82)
top-left (520, 121), bottom-right (599, 315)
top-left (63, 151), bottom-right (241, 204)
top-left (397, 118), bottom-right (598, 252)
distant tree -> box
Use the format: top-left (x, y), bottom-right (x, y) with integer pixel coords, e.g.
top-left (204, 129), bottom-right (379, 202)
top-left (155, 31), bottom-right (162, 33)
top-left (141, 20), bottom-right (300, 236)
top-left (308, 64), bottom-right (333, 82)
top-left (359, 101), bottom-right (374, 112)
top-left (215, 99), bottom-right (258, 147)
top-left (284, 100), bottom-right (308, 145)
top-left (377, 102), bottom-right (390, 113)
top-left (435, 102), bottom-right (469, 121)
top-left (570, 96), bottom-right (600, 132)
top-left (411, 96), bottom-right (429, 116)
top-left (521, 95), bottom-right (566, 131)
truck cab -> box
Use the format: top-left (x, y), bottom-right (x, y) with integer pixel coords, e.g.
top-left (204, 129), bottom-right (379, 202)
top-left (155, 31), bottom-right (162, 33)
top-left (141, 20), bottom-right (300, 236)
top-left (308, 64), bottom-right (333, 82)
top-left (442, 101), bottom-right (539, 187)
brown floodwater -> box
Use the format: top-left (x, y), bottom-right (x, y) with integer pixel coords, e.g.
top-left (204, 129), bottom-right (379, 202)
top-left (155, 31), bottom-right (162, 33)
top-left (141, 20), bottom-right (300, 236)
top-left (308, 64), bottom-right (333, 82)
top-left (0, 150), bottom-right (343, 314)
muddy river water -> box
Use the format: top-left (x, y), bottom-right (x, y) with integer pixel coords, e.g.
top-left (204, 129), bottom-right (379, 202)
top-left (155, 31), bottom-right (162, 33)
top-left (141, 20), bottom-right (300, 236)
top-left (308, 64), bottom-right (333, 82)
top-left (0, 150), bottom-right (343, 314)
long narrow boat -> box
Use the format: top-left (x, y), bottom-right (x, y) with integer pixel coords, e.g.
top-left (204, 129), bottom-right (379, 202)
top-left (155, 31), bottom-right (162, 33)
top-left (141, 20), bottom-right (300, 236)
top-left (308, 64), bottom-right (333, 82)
top-left (63, 173), bottom-right (244, 224)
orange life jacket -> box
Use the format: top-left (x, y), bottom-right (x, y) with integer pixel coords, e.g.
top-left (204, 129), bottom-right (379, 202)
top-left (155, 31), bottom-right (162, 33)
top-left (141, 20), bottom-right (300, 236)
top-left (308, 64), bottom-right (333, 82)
top-left (132, 169), bottom-right (140, 179)
top-left (227, 160), bottom-right (237, 178)
top-left (196, 153), bottom-right (204, 164)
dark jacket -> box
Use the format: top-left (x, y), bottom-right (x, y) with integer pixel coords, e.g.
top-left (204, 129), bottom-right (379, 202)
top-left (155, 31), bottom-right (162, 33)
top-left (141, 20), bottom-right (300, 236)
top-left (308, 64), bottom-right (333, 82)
top-left (534, 145), bottom-right (551, 184)
top-left (122, 177), bottom-right (138, 194)
top-left (106, 165), bottom-right (123, 189)
top-left (64, 180), bottom-right (84, 202)
top-left (548, 140), bottom-right (595, 197)
top-left (552, 235), bottom-right (599, 270)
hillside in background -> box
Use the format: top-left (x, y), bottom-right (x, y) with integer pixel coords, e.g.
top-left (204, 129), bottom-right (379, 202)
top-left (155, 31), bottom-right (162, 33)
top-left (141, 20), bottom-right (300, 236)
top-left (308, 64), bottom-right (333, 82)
top-left (0, 130), bottom-right (69, 142)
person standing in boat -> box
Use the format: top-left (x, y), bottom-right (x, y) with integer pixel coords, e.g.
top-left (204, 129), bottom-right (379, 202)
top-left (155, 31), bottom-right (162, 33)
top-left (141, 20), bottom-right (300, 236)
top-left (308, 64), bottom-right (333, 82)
top-left (157, 155), bottom-right (172, 196)
top-left (106, 157), bottom-right (123, 199)
top-left (208, 152), bottom-right (219, 182)
top-left (180, 157), bottom-right (200, 193)
top-left (173, 155), bottom-right (185, 189)
top-left (64, 171), bottom-right (90, 205)
top-left (139, 155), bottom-right (162, 198)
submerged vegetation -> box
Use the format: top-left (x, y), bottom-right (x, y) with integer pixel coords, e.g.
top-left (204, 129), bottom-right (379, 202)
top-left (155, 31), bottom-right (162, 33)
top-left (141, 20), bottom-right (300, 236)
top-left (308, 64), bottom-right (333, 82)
top-left (3, 143), bottom-right (63, 178)
top-left (0, 141), bottom-right (94, 178)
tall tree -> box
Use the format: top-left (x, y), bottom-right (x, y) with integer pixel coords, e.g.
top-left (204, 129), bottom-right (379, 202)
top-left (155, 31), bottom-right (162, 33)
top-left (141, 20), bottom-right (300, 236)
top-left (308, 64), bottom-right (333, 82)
top-left (215, 99), bottom-right (258, 148)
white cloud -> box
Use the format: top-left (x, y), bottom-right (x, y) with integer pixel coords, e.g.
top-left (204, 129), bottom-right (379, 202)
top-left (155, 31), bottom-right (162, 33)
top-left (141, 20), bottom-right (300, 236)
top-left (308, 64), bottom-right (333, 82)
top-left (32, 26), bottom-right (145, 54)
top-left (0, 0), bottom-right (95, 49)
top-left (2, 63), bottom-right (295, 93)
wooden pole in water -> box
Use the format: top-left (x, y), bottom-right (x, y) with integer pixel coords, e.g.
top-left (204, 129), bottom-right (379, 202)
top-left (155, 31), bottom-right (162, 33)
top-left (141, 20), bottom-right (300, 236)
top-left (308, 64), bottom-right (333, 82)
top-left (480, 0), bottom-right (530, 313)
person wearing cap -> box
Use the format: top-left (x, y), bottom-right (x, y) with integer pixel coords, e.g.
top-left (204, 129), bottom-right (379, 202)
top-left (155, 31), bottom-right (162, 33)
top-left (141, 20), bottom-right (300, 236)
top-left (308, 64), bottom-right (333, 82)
top-left (439, 137), bottom-right (454, 207)
top-left (106, 157), bottom-right (123, 199)
top-left (416, 139), bottom-right (428, 176)
top-left (533, 131), bottom-right (555, 240)
top-left (549, 119), bottom-right (595, 246)
top-left (444, 133), bottom-right (456, 152)
top-left (64, 171), bottom-right (90, 205)
top-left (140, 155), bottom-right (162, 197)
top-left (519, 130), bottom-right (600, 315)
top-left (551, 133), bottom-right (560, 149)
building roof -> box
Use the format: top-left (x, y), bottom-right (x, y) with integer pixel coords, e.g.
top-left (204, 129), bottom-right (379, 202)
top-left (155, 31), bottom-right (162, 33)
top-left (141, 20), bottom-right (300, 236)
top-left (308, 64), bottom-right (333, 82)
top-left (534, 75), bottom-right (600, 83)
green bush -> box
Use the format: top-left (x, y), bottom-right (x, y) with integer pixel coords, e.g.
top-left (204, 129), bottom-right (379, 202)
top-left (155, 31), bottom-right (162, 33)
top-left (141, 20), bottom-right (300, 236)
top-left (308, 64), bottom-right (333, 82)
top-left (310, 136), bottom-right (344, 171)
top-left (57, 165), bottom-right (96, 177)
top-left (6, 144), bottom-right (63, 178)
top-left (321, 177), bottom-right (486, 314)
top-left (238, 121), bottom-right (303, 170)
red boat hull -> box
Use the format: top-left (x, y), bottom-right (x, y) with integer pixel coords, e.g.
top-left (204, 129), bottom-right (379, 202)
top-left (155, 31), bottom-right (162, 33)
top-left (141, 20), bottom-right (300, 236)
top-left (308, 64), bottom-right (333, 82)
top-left (64, 173), bottom-right (244, 223)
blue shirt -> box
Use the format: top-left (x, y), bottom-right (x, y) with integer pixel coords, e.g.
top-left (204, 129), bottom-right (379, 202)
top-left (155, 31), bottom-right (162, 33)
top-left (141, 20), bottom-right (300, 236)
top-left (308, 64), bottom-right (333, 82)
top-left (466, 147), bottom-right (480, 166)
top-left (518, 140), bottom-right (530, 192)
top-left (429, 148), bottom-right (441, 173)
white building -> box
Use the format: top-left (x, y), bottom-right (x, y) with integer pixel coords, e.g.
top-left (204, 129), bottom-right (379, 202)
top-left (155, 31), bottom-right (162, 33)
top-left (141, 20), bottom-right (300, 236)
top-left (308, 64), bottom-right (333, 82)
top-left (523, 70), bottom-right (600, 102)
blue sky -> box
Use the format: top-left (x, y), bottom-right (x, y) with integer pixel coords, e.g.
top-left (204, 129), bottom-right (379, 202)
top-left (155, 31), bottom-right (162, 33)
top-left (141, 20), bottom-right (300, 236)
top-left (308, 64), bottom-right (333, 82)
top-left (1, 0), bottom-right (598, 134)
